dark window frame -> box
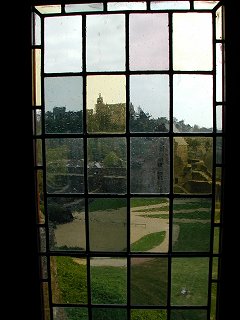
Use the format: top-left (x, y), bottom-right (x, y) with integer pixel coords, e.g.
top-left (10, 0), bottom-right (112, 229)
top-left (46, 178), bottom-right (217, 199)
top-left (12, 0), bottom-right (238, 319)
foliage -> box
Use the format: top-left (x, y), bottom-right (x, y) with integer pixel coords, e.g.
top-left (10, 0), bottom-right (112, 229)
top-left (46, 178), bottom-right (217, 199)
top-left (103, 151), bottom-right (123, 168)
top-left (131, 309), bottom-right (167, 320)
top-left (48, 202), bottom-right (73, 224)
top-left (131, 231), bottom-right (166, 252)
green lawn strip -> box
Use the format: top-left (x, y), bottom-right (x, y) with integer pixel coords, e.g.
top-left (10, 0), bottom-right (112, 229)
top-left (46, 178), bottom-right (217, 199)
top-left (131, 309), bottom-right (167, 320)
top-left (136, 206), bottom-right (168, 213)
top-left (64, 308), bottom-right (88, 320)
top-left (131, 258), bottom-right (168, 306)
top-left (90, 265), bottom-right (127, 304)
top-left (173, 222), bottom-right (211, 252)
top-left (131, 198), bottom-right (168, 207)
top-left (54, 256), bottom-right (87, 304)
top-left (171, 257), bottom-right (209, 306)
top-left (170, 310), bottom-right (207, 320)
top-left (140, 210), bottom-right (210, 220)
top-left (92, 308), bottom-right (127, 320)
top-left (88, 198), bottom-right (126, 212)
top-left (131, 231), bottom-right (166, 252)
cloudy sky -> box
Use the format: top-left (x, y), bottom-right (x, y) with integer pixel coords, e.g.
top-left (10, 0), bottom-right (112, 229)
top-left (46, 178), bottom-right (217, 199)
top-left (42, 11), bottom-right (217, 128)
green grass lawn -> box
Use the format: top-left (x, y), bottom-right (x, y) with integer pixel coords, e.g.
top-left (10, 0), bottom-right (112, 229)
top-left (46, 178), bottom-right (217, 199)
top-left (131, 231), bottom-right (166, 252)
top-left (172, 222), bottom-right (211, 252)
top-left (131, 309), bottom-right (167, 320)
top-left (131, 198), bottom-right (168, 207)
top-left (140, 210), bottom-right (210, 220)
top-left (88, 198), bottom-right (126, 211)
top-left (171, 257), bottom-right (209, 306)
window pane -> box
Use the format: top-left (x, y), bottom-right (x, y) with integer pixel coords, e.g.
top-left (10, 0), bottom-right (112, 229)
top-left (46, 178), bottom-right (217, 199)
top-left (173, 75), bottom-right (213, 132)
top-left (216, 137), bottom-right (222, 164)
top-left (32, 12), bottom-right (41, 45)
top-left (41, 282), bottom-right (50, 320)
top-left (47, 197), bottom-right (85, 251)
top-left (45, 77), bottom-right (83, 133)
top-left (211, 283), bottom-right (218, 320)
top-left (216, 105), bottom-right (222, 133)
top-left (92, 308), bottom-right (127, 320)
top-left (132, 309), bottom-right (167, 319)
top-left (51, 256), bottom-right (87, 304)
top-left (194, 1), bottom-right (219, 9)
top-left (46, 138), bottom-right (84, 193)
top-left (40, 256), bottom-right (48, 279)
top-left (130, 75), bottom-right (169, 132)
top-left (34, 139), bottom-right (42, 166)
top-left (65, 3), bottom-right (103, 12)
top-left (86, 14), bottom-right (125, 71)
top-left (173, 13), bottom-right (212, 70)
top-left (174, 137), bottom-right (213, 194)
top-left (131, 137), bottom-right (170, 193)
top-left (35, 110), bottom-right (42, 135)
top-left (131, 257), bottom-right (168, 305)
top-left (35, 5), bottom-right (61, 14)
top-left (36, 170), bottom-right (45, 224)
top-left (88, 138), bottom-right (127, 193)
top-left (38, 227), bottom-right (46, 252)
top-left (215, 167), bottom-right (222, 223)
top-left (170, 309), bottom-right (207, 320)
top-left (171, 258), bottom-right (209, 305)
top-left (44, 16), bottom-right (82, 73)
top-left (32, 49), bottom-right (41, 106)
top-left (131, 198), bottom-right (169, 252)
top-left (53, 307), bottom-right (88, 320)
top-left (213, 227), bottom-right (220, 254)
top-left (151, 1), bottom-right (190, 10)
top-left (216, 7), bottom-right (223, 40)
top-left (89, 198), bottom-right (127, 252)
top-left (87, 75), bottom-right (126, 133)
top-left (108, 2), bottom-right (146, 10)
top-left (90, 258), bottom-right (127, 304)
top-left (212, 257), bottom-right (219, 280)
top-left (129, 13), bottom-right (169, 70)
top-left (216, 43), bottom-right (223, 102)
top-left (172, 198), bottom-right (211, 252)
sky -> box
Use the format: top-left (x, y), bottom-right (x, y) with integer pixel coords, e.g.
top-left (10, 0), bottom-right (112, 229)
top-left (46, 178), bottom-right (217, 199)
top-left (41, 10), bottom-right (219, 128)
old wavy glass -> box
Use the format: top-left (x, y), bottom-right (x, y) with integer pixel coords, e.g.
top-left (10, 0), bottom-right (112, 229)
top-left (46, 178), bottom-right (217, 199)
top-left (47, 197), bottom-right (85, 251)
top-left (87, 75), bottom-right (126, 133)
top-left (151, 1), bottom-right (190, 10)
top-left (130, 74), bottom-right (169, 132)
top-left (131, 198), bottom-right (169, 253)
top-left (44, 76), bottom-right (83, 133)
top-left (89, 198), bottom-right (127, 252)
top-left (86, 14), bottom-right (125, 71)
top-left (174, 137), bottom-right (213, 194)
top-left (87, 138), bottom-right (127, 194)
top-left (173, 75), bottom-right (213, 132)
top-left (65, 3), bottom-right (103, 12)
top-left (108, 2), bottom-right (146, 10)
top-left (129, 13), bottom-right (169, 70)
top-left (32, 49), bottom-right (41, 106)
top-left (173, 13), bottom-right (212, 70)
top-left (131, 137), bottom-right (170, 193)
top-left (44, 16), bottom-right (82, 73)
top-left (32, 12), bottom-right (41, 45)
top-left (53, 307), bottom-right (88, 320)
top-left (46, 138), bottom-right (84, 194)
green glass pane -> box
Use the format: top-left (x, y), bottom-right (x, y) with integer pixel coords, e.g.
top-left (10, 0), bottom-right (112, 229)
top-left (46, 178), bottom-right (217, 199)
top-left (213, 227), bottom-right (220, 254)
top-left (131, 257), bottom-right (168, 305)
top-left (131, 198), bottom-right (169, 253)
top-left (92, 308), bottom-right (127, 320)
top-left (87, 138), bottom-right (127, 193)
top-left (47, 197), bottom-right (85, 251)
top-left (172, 198), bottom-right (211, 252)
top-left (174, 137), bottom-right (213, 194)
top-left (90, 258), bottom-right (127, 304)
top-left (211, 283), bottom-right (218, 320)
top-left (89, 198), bottom-right (127, 252)
top-left (171, 258), bottom-right (209, 305)
top-left (51, 256), bottom-right (87, 304)
top-left (46, 138), bottom-right (84, 194)
top-left (131, 137), bottom-right (170, 193)
top-left (212, 257), bottom-right (219, 280)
